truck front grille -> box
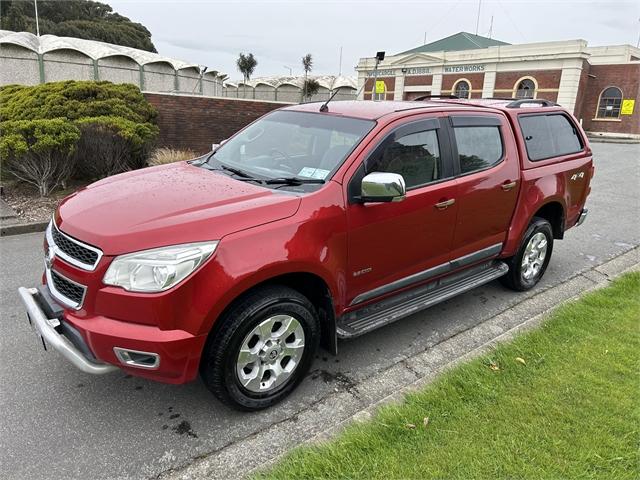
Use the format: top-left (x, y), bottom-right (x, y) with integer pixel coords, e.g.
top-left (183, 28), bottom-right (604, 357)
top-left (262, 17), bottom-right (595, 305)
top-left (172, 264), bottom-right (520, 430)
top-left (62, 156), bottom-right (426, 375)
top-left (50, 222), bottom-right (102, 270)
top-left (49, 270), bottom-right (86, 309)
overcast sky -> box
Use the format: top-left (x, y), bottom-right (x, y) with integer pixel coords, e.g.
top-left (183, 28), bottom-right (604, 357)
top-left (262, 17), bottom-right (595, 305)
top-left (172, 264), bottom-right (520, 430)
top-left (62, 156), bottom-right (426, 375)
top-left (109, 0), bottom-right (640, 79)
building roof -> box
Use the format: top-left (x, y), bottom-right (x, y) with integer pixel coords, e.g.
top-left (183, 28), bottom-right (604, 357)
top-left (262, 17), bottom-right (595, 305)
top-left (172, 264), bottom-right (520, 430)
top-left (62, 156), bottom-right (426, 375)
top-left (398, 31), bottom-right (510, 55)
top-left (0, 30), bottom-right (226, 77)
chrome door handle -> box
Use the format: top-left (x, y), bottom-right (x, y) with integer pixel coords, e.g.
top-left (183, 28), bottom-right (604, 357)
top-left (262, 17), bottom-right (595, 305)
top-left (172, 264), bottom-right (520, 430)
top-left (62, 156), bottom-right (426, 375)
top-left (501, 181), bottom-right (517, 191)
top-left (435, 199), bottom-right (455, 210)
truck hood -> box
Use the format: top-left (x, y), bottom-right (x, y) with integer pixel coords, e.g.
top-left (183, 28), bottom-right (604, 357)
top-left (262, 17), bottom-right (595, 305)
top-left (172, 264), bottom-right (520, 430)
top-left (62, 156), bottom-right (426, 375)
top-left (57, 162), bottom-right (301, 255)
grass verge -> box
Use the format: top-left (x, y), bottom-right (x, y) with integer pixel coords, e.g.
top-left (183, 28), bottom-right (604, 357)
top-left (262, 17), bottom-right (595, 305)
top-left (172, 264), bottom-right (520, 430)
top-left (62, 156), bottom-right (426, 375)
top-left (257, 272), bottom-right (640, 479)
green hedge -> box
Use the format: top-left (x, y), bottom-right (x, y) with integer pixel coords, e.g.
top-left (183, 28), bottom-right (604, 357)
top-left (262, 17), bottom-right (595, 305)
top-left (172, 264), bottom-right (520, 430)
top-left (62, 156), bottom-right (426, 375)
top-left (0, 81), bottom-right (159, 195)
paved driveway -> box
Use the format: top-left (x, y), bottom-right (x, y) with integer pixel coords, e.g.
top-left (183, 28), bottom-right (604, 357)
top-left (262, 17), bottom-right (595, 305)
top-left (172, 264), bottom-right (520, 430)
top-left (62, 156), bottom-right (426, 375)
top-left (0, 143), bottom-right (638, 480)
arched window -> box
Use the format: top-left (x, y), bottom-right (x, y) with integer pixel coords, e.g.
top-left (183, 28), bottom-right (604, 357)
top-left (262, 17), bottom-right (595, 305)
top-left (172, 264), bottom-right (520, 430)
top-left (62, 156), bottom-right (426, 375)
top-left (597, 87), bottom-right (623, 118)
top-left (453, 79), bottom-right (471, 99)
top-left (515, 78), bottom-right (536, 98)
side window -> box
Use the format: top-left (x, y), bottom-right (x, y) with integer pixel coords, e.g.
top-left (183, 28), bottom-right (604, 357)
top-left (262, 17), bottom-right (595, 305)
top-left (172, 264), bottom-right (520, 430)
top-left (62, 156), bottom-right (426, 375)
top-left (548, 115), bottom-right (583, 157)
top-left (368, 129), bottom-right (441, 189)
top-left (453, 126), bottom-right (503, 174)
top-left (519, 114), bottom-right (583, 161)
top-left (519, 115), bottom-right (554, 161)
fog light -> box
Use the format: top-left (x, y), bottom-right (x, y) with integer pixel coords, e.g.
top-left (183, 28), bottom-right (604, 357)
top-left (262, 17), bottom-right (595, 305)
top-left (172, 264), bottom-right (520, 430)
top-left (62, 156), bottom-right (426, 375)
top-left (113, 347), bottom-right (160, 369)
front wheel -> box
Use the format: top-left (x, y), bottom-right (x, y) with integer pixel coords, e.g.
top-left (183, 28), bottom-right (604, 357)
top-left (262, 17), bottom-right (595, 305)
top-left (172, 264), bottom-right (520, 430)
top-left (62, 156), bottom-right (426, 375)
top-left (200, 285), bottom-right (320, 411)
top-left (501, 217), bottom-right (554, 291)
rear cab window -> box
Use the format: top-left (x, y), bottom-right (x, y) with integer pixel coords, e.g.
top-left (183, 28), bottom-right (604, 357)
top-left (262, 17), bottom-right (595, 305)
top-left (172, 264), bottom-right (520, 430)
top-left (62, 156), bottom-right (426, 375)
top-left (518, 113), bottom-right (584, 162)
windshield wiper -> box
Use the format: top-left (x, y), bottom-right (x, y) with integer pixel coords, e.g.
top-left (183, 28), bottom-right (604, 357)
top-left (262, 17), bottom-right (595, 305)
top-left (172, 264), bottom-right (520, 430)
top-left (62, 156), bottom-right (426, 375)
top-left (265, 177), bottom-right (326, 185)
top-left (219, 164), bottom-right (254, 178)
top-left (208, 163), bottom-right (265, 183)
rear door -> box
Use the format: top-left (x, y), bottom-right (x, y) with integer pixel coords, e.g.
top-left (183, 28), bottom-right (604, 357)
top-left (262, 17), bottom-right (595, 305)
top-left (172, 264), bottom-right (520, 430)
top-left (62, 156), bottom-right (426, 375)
top-left (447, 113), bottom-right (520, 261)
top-left (345, 114), bottom-right (458, 307)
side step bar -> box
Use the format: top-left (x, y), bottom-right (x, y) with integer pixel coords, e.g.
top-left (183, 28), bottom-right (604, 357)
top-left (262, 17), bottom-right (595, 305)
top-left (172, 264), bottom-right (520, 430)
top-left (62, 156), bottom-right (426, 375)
top-left (337, 261), bottom-right (509, 339)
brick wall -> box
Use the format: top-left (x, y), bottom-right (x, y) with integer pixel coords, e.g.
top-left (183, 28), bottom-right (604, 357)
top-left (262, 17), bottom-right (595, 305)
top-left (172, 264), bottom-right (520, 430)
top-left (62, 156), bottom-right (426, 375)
top-left (363, 76), bottom-right (395, 100)
top-left (573, 60), bottom-right (591, 121)
top-left (494, 69), bottom-right (562, 94)
top-left (404, 75), bottom-right (433, 86)
top-left (579, 63), bottom-right (640, 135)
top-left (144, 93), bottom-right (288, 154)
top-left (441, 73), bottom-right (485, 98)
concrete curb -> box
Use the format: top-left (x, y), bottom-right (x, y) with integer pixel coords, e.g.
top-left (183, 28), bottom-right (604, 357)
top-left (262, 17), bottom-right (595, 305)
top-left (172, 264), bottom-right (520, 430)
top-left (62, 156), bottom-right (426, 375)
top-left (587, 136), bottom-right (640, 144)
top-left (158, 246), bottom-right (639, 480)
top-left (0, 220), bottom-right (49, 237)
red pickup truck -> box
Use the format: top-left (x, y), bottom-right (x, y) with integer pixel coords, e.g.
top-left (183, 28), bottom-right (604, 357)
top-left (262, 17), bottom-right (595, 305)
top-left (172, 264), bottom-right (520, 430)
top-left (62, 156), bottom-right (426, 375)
top-left (19, 98), bottom-right (592, 410)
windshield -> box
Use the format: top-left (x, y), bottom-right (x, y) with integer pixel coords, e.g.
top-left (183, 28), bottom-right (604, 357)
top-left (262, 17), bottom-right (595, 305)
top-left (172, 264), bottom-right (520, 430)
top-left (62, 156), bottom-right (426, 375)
top-left (206, 110), bottom-right (375, 188)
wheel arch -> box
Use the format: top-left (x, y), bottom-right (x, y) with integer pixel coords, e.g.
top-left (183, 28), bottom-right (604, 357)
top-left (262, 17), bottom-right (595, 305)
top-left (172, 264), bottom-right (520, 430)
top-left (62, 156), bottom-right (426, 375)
top-left (204, 270), bottom-right (338, 356)
top-left (503, 198), bottom-right (566, 257)
top-left (532, 201), bottom-right (565, 239)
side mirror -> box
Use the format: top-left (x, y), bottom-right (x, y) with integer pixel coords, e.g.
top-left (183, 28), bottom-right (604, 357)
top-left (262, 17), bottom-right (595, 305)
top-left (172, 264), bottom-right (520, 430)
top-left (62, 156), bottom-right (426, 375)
top-left (361, 172), bottom-right (406, 203)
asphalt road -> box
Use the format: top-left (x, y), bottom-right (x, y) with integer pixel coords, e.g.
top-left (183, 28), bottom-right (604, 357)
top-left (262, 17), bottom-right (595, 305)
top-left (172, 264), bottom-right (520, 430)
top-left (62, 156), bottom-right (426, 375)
top-left (1, 143), bottom-right (638, 480)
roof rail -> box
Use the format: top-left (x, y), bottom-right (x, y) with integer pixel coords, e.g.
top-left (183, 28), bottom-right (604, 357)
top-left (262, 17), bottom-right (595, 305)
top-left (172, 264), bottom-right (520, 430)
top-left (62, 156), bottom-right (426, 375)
top-left (505, 99), bottom-right (559, 108)
top-left (414, 94), bottom-right (459, 101)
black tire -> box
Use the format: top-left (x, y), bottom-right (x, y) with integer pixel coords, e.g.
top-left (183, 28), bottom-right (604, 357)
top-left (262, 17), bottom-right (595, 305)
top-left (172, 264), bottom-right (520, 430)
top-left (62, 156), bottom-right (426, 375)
top-left (200, 285), bottom-right (320, 411)
top-left (500, 217), bottom-right (554, 291)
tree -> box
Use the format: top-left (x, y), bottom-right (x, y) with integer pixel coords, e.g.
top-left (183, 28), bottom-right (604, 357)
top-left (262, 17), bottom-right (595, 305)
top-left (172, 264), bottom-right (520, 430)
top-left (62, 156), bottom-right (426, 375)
top-left (302, 79), bottom-right (320, 100)
top-left (236, 53), bottom-right (258, 98)
top-left (301, 53), bottom-right (313, 100)
top-left (0, 0), bottom-right (156, 52)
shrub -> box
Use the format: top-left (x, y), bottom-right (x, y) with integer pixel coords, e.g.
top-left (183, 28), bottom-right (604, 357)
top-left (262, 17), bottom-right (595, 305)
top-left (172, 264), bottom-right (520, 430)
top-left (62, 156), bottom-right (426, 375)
top-left (0, 81), bottom-right (159, 189)
top-left (74, 116), bottom-right (159, 178)
top-left (0, 80), bottom-right (157, 124)
top-left (147, 147), bottom-right (196, 166)
top-left (0, 119), bottom-right (80, 196)
top-left (303, 78), bottom-right (321, 100)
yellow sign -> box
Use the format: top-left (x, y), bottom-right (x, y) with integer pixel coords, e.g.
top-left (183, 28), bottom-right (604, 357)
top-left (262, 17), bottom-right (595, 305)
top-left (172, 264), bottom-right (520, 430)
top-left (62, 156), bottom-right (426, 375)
top-left (621, 99), bottom-right (635, 115)
top-left (375, 80), bottom-right (385, 94)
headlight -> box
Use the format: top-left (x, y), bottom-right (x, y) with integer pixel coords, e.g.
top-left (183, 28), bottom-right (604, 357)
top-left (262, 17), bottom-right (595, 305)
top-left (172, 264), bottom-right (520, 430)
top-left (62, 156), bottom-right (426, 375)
top-left (103, 241), bottom-right (218, 292)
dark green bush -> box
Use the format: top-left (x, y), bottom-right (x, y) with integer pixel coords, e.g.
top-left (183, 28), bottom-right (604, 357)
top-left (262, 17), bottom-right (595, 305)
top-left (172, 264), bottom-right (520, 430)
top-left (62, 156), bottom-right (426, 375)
top-left (0, 80), bottom-right (159, 192)
top-left (0, 80), bottom-right (157, 124)
top-left (0, 119), bottom-right (81, 196)
top-left (74, 116), bottom-right (158, 177)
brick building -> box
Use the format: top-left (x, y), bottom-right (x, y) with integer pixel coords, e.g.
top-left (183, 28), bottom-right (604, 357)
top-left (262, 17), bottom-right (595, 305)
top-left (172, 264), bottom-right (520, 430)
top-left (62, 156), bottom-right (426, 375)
top-left (358, 32), bottom-right (640, 139)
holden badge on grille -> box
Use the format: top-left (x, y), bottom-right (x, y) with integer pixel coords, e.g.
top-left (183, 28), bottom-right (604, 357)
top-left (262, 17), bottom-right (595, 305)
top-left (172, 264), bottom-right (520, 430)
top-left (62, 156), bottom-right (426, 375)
top-left (45, 246), bottom-right (55, 270)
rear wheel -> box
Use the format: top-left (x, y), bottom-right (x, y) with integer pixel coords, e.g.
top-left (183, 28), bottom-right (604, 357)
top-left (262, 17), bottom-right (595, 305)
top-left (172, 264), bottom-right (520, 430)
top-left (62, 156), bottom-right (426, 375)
top-left (501, 217), bottom-right (554, 291)
top-left (200, 285), bottom-right (320, 411)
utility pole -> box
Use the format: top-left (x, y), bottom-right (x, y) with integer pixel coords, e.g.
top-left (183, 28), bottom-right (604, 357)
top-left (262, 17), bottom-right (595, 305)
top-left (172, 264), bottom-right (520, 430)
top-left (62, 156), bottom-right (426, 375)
top-left (424, 31), bottom-right (427, 44)
top-left (34, 0), bottom-right (40, 37)
top-left (338, 46), bottom-right (343, 76)
top-left (488, 15), bottom-right (494, 39)
top-left (475, 0), bottom-right (482, 36)
top-left (283, 65), bottom-right (292, 76)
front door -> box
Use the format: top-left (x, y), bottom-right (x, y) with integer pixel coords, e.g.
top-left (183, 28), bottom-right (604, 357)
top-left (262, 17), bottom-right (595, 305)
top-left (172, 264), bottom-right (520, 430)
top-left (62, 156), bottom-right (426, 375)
top-left (345, 115), bottom-right (458, 307)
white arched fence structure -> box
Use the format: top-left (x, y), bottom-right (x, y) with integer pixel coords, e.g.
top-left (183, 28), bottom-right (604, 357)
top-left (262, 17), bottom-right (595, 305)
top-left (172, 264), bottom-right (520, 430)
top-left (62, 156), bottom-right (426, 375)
top-left (223, 75), bottom-right (357, 102)
top-left (0, 30), bottom-right (226, 96)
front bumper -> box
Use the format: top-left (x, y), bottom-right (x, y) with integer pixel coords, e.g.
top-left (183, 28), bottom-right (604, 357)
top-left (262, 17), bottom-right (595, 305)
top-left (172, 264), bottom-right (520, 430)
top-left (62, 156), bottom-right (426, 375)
top-left (18, 285), bottom-right (207, 383)
top-left (19, 286), bottom-right (117, 374)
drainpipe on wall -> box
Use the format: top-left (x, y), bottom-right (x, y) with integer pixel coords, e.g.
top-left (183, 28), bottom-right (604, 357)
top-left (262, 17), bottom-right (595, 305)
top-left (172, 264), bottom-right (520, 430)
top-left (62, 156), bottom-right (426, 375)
top-left (139, 65), bottom-right (145, 90)
top-left (37, 53), bottom-right (45, 83)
